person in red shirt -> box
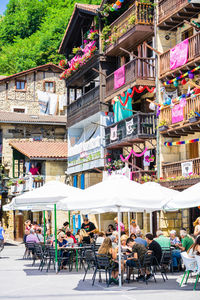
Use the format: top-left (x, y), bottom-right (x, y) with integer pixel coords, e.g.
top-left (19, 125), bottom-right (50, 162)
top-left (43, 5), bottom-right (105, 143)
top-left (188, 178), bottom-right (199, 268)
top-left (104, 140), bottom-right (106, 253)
top-left (29, 163), bottom-right (39, 175)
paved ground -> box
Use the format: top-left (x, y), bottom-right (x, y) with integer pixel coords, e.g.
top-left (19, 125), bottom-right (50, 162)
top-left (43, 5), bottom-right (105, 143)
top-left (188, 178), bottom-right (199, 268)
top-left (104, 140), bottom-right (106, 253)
top-left (0, 244), bottom-right (199, 300)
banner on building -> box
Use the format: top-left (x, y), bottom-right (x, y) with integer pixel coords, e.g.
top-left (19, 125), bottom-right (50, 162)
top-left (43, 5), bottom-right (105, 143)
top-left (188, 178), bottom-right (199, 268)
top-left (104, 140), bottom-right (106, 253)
top-left (126, 119), bottom-right (134, 135)
top-left (172, 103), bottom-right (184, 124)
top-left (181, 161), bottom-right (193, 177)
top-left (110, 125), bottom-right (118, 141)
top-left (170, 39), bottom-right (189, 70)
top-left (114, 65), bottom-right (125, 89)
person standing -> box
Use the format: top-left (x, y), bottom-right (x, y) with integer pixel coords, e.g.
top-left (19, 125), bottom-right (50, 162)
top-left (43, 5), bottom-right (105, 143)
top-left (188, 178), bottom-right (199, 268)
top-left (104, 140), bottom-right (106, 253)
top-left (114, 217), bottom-right (125, 232)
top-left (81, 217), bottom-right (96, 238)
top-left (130, 219), bottom-right (140, 234)
top-left (0, 221), bottom-right (5, 248)
top-left (193, 217), bottom-right (200, 237)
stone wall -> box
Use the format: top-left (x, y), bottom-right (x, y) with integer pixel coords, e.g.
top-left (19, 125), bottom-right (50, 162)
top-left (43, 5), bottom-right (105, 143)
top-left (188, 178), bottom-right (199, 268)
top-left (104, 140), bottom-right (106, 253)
top-left (0, 71), bottom-right (66, 115)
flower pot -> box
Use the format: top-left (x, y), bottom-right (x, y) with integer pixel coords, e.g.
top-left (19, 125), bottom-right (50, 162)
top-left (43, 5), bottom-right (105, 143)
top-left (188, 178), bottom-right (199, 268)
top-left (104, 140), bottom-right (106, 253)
top-left (18, 184), bottom-right (24, 193)
top-left (159, 125), bottom-right (168, 132)
top-left (189, 117), bottom-right (199, 123)
top-left (11, 185), bottom-right (17, 194)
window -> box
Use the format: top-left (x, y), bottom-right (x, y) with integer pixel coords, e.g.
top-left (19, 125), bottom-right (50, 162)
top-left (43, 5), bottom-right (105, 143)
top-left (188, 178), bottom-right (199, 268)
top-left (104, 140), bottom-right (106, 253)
top-left (13, 108), bottom-right (25, 113)
top-left (44, 81), bottom-right (55, 93)
top-left (182, 28), bottom-right (194, 41)
top-left (15, 80), bottom-right (26, 91)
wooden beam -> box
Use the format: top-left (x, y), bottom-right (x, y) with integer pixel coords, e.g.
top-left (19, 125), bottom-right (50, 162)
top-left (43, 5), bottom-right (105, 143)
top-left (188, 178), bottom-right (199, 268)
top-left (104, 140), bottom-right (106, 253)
top-left (92, 68), bottom-right (106, 77)
top-left (184, 20), bottom-right (200, 31)
top-left (143, 42), bottom-right (162, 55)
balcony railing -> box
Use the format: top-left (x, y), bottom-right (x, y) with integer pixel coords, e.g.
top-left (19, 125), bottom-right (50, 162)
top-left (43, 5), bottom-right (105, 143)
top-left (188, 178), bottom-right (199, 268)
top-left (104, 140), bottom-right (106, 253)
top-left (105, 112), bottom-right (156, 147)
top-left (103, 2), bottom-right (153, 52)
top-left (158, 0), bottom-right (188, 24)
top-left (162, 157), bottom-right (200, 179)
top-left (160, 33), bottom-right (200, 77)
top-left (160, 94), bottom-right (200, 128)
top-left (106, 58), bottom-right (155, 98)
top-left (67, 86), bottom-right (100, 117)
top-left (9, 175), bottom-right (45, 195)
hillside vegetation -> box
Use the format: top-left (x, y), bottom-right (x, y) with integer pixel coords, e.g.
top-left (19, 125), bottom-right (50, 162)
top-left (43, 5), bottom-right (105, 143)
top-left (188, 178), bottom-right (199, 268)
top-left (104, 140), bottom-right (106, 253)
top-left (0, 0), bottom-right (101, 75)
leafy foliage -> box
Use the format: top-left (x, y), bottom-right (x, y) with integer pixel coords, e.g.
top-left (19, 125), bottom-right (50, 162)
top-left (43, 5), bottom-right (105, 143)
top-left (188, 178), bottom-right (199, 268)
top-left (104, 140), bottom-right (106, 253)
top-left (0, 0), bottom-right (101, 75)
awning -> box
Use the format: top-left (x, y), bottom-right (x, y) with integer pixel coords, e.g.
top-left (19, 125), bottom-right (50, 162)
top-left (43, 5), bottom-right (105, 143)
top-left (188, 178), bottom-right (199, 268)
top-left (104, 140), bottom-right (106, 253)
top-left (9, 141), bottom-right (68, 160)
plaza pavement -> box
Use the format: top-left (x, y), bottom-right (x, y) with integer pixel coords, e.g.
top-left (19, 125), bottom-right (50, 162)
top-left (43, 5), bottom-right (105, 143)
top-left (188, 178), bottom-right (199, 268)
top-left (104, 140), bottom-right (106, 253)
top-left (0, 244), bottom-right (198, 300)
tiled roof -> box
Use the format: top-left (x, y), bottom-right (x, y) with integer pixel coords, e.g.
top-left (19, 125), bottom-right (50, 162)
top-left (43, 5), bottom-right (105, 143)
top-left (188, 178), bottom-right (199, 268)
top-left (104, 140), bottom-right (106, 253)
top-left (59, 3), bottom-right (99, 53)
top-left (9, 141), bottom-right (68, 159)
top-left (0, 63), bottom-right (64, 83)
top-left (0, 111), bottom-right (66, 125)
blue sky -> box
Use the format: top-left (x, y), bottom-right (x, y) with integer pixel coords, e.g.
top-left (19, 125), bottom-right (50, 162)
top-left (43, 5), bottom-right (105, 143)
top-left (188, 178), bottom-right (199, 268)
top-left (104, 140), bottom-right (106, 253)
top-left (0, 0), bottom-right (9, 15)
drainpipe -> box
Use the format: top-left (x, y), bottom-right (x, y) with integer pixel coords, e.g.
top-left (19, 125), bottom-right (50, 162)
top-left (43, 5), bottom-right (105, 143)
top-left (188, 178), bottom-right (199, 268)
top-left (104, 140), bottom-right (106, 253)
top-left (154, 0), bottom-right (160, 180)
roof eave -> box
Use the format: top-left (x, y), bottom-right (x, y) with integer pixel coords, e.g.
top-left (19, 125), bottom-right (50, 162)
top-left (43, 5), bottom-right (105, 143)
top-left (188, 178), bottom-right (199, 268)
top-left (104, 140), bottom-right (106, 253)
top-left (0, 120), bottom-right (66, 126)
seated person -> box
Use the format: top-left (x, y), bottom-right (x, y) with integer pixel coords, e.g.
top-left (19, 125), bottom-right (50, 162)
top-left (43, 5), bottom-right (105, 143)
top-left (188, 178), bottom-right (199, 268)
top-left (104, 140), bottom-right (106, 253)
top-left (120, 235), bottom-right (129, 253)
top-left (106, 224), bottom-right (115, 236)
top-left (26, 228), bottom-right (39, 244)
top-left (55, 232), bottom-right (69, 270)
top-left (46, 229), bottom-right (53, 245)
top-left (98, 237), bottom-right (119, 284)
top-left (145, 233), bottom-right (162, 264)
top-left (155, 230), bottom-right (171, 250)
top-left (79, 229), bottom-right (91, 244)
top-left (131, 231), bottom-right (148, 248)
top-left (188, 235), bottom-right (200, 257)
top-left (125, 238), bottom-right (147, 281)
top-left (96, 232), bottom-right (105, 245)
top-left (66, 230), bottom-right (77, 244)
top-left (177, 230), bottom-right (194, 252)
top-left (65, 231), bottom-right (74, 244)
top-left (170, 230), bottom-right (180, 246)
top-left (36, 228), bottom-right (44, 243)
top-left (62, 221), bottom-right (70, 233)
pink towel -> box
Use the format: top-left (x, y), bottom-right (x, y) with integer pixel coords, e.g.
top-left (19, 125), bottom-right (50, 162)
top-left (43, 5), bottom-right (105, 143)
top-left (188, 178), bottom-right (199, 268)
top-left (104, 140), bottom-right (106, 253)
top-left (172, 104), bottom-right (184, 124)
top-left (170, 39), bottom-right (189, 70)
top-left (114, 65), bottom-right (125, 89)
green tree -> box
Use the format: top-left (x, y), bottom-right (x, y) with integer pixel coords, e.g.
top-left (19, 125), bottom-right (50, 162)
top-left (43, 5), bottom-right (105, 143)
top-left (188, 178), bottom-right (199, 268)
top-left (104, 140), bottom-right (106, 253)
top-left (0, 0), bottom-right (101, 75)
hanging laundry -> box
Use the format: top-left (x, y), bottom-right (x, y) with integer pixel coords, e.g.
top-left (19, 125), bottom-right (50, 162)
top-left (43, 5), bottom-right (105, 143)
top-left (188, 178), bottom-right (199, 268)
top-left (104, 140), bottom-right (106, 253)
top-left (110, 125), bottom-right (118, 141)
top-left (170, 39), bottom-right (189, 70)
top-left (49, 93), bottom-right (58, 115)
top-left (149, 102), bottom-right (156, 111)
top-left (114, 65), bottom-right (125, 89)
top-left (113, 93), bottom-right (132, 123)
top-left (59, 95), bottom-right (64, 111)
top-left (126, 119), bottom-right (134, 135)
top-left (37, 90), bottom-right (49, 115)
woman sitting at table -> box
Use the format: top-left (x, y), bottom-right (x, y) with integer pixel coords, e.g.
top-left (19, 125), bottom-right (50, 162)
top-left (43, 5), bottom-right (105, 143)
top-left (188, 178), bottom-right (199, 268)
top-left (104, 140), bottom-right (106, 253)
top-left (79, 229), bottom-right (91, 244)
top-left (170, 230), bottom-right (180, 246)
top-left (188, 235), bottom-right (200, 257)
top-left (121, 235), bottom-right (129, 253)
top-left (66, 231), bottom-right (74, 244)
top-left (98, 237), bottom-right (119, 284)
top-left (55, 232), bottom-right (69, 270)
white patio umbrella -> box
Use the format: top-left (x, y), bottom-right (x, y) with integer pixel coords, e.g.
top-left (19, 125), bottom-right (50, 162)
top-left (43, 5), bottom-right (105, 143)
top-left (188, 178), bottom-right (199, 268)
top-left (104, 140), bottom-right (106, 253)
top-left (3, 180), bottom-right (82, 273)
top-left (57, 175), bottom-right (175, 287)
top-left (164, 181), bottom-right (200, 210)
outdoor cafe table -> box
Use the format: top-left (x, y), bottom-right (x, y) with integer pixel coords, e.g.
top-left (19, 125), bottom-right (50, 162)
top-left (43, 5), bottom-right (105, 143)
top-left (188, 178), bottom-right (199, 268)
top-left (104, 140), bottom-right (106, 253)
top-left (59, 246), bottom-right (84, 272)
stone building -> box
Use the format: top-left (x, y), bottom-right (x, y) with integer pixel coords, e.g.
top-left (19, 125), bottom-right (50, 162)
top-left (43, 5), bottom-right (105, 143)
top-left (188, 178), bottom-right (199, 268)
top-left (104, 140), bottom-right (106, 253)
top-left (0, 63), bottom-right (67, 116)
top-left (0, 112), bottom-right (67, 240)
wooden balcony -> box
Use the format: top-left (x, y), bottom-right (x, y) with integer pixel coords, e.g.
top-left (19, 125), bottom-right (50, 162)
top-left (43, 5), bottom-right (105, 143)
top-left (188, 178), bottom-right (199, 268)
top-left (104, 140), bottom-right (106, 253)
top-left (158, 0), bottom-right (200, 30)
top-left (105, 112), bottom-right (156, 149)
top-left (161, 158), bottom-right (200, 190)
top-left (160, 32), bottom-right (200, 78)
top-left (159, 94), bottom-right (200, 137)
top-left (67, 86), bottom-right (100, 127)
top-left (104, 2), bottom-right (154, 56)
top-left (105, 58), bottom-right (155, 101)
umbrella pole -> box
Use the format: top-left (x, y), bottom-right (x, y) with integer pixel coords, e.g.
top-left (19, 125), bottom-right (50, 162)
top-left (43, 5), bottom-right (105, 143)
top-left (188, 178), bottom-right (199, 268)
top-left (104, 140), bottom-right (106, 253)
top-left (98, 214), bottom-right (101, 231)
top-left (150, 212), bottom-right (153, 233)
top-left (54, 204), bottom-right (58, 273)
top-left (118, 207), bottom-right (122, 288)
top-left (43, 210), bottom-right (46, 245)
top-left (68, 210), bottom-right (71, 229)
top-left (128, 212), bottom-right (130, 236)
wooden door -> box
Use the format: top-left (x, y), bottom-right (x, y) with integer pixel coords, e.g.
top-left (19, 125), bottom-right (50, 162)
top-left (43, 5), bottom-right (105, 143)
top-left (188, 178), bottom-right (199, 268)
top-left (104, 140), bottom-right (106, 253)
top-left (189, 143), bottom-right (199, 159)
top-left (15, 215), bottom-right (24, 241)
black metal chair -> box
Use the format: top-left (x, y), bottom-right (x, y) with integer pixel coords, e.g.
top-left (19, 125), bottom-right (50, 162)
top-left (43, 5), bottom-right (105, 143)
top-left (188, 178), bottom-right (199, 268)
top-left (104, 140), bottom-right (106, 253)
top-left (83, 248), bottom-right (96, 281)
top-left (33, 244), bottom-right (46, 270)
top-left (159, 249), bottom-right (172, 280)
top-left (92, 254), bottom-right (113, 287)
top-left (142, 253), bottom-right (156, 284)
top-left (26, 242), bottom-right (36, 264)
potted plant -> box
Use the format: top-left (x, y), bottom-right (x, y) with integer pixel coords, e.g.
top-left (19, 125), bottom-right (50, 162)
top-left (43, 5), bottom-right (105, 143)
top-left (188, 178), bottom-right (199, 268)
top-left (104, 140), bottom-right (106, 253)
top-left (34, 176), bottom-right (43, 183)
top-left (72, 47), bottom-right (83, 56)
top-left (18, 179), bottom-right (26, 192)
top-left (159, 120), bottom-right (168, 131)
top-left (188, 110), bottom-right (199, 123)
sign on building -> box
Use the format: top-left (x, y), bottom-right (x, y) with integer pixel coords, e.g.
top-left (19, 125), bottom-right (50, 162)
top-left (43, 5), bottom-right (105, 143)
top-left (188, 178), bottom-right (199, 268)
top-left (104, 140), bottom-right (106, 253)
top-left (181, 161), bottom-right (193, 177)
